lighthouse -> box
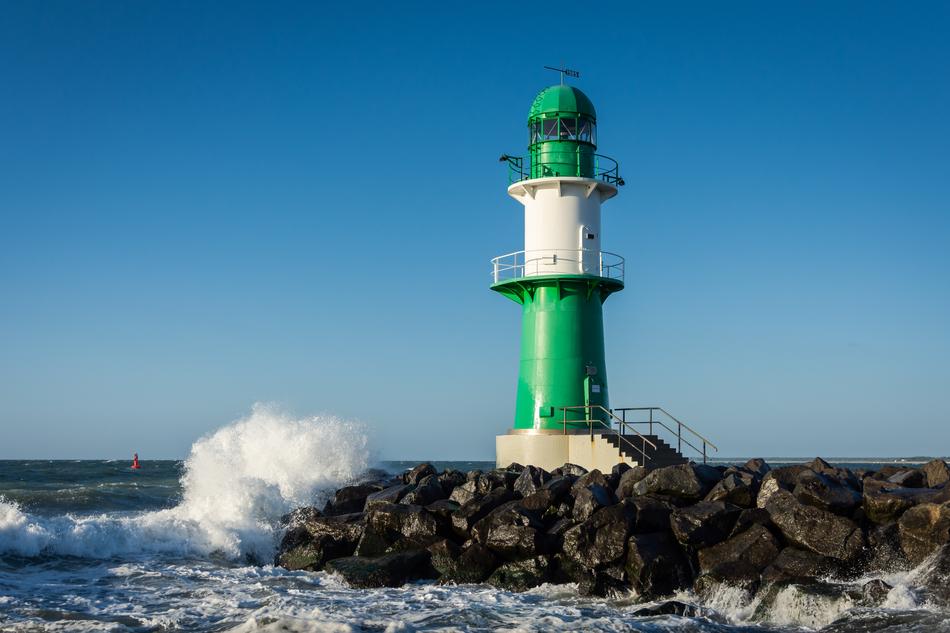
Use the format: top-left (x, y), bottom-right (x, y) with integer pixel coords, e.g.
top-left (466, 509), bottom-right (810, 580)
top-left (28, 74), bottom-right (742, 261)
top-left (492, 77), bottom-right (714, 471)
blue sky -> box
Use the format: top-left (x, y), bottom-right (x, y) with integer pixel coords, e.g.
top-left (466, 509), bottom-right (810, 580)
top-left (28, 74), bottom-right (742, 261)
top-left (1, 1), bottom-right (948, 459)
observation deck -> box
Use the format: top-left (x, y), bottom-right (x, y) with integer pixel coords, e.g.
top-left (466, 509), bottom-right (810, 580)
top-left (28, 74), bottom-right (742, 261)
top-left (500, 154), bottom-right (624, 186)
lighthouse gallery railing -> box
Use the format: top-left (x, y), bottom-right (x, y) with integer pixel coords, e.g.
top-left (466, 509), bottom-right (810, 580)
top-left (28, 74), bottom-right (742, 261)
top-left (491, 249), bottom-right (624, 284)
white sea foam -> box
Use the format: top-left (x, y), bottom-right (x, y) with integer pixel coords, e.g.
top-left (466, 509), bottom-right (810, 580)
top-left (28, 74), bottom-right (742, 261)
top-left (0, 403), bottom-right (371, 560)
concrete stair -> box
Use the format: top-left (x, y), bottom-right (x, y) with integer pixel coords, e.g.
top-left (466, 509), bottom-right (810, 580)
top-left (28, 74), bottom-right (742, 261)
top-left (599, 432), bottom-right (688, 469)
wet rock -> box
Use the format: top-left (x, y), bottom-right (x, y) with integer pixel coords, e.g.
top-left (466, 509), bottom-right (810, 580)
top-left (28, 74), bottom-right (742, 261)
top-left (923, 459), bottom-right (950, 488)
top-left (280, 505), bottom-right (322, 526)
top-left (541, 475), bottom-right (575, 501)
top-left (356, 503), bottom-right (441, 556)
top-left (578, 563), bottom-right (628, 597)
top-left (487, 556), bottom-right (551, 591)
top-left (670, 501), bottom-right (742, 548)
top-left (365, 484), bottom-right (415, 510)
top-left (887, 469), bottom-right (926, 489)
top-left (861, 579), bottom-right (893, 603)
top-left (629, 495), bottom-right (674, 533)
top-left (871, 466), bottom-right (905, 481)
top-left (631, 601), bottom-right (709, 618)
top-left (448, 475), bottom-right (494, 505)
top-left (424, 499), bottom-right (460, 522)
top-left (562, 501), bottom-right (636, 569)
top-left (323, 484), bottom-right (381, 516)
top-left (633, 464), bottom-right (710, 501)
top-left (325, 549), bottom-right (434, 588)
top-left (729, 508), bottom-right (773, 538)
top-left (399, 475), bottom-right (446, 506)
top-left (863, 481), bottom-right (932, 524)
top-left (704, 472), bottom-right (755, 508)
top-left (555, 463), bottom-right (589, 477)
top-left (693, 464), bottom-right (723, 491)
top-left (427, 538), bottom-right (461, 576)
top-left (756, 466), bottom-right (807, 508)
top-left (742, 458), bottom-right (771, 479)
top-left (403, 462), bottom-right (437, 485)
top-left (437, 470), bottom-right (466, 496)
top-left (761, 547), bottom-right (832, 585)
top-left (484, 469), bottom-right (520, 492)
top-left (615, 466), bottom-right (648, 499)
top-left (513, 465), bottom-right (550, 497)
top-left (275, 512), bottom-right (365, 571)
top-left (697, 524), bottom-right (780, 584)
top-left (625, 532), bottom-right (692, 597)
top-left (806, 458), bottom-right (860, 490)
top-left (793, 469), bottom-right (862, 516)
top-left (867, 522), bottom-right (906, 570)
top-left (451, 487), bottom-right (515, 536)
top-left (765, 489), bottom-right (865, 561)
top-left (473, 501), bottom-right (545, 559)
top-left (503, 462), bottom-right (525, 473)
top-left (572, 469), bottom-right (609, 493)
top-left (428, 539), bottom-right (498, 583)
top-left (898, 502), bottom-right (950, 565)
top-left (572, 484), bottom-right (617, 522)
top-left (611, 462), bottom-right (632, 479)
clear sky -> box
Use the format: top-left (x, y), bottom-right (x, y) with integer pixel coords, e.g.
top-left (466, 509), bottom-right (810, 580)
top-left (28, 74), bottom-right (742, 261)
top-left (1, 1), bottom-right (948, 460)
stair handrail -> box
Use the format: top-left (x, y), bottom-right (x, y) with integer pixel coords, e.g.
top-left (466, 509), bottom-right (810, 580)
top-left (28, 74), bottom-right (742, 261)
top-left (614, 406), bottom-right (718, 464)
top-left (558, 404), bottom-right (658, 465)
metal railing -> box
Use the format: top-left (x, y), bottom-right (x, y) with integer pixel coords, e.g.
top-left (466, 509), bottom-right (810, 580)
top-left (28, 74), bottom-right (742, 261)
top-left (500, 154), bottom-right (624, 186)
top-left (558, 404), bottom-right (657, 466)
top-left (613, 407), bottom-right (719, 464)
top-left (491, 249), bottom-right (624, 284)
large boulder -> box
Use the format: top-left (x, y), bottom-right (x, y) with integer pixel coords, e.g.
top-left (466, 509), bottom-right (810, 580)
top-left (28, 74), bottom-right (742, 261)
top-left (275, 512), bottom-right (365, 571)
top-left (625, 532), bottom-right (692, 597)
top-left (561, 501), bottom-right (636, 569)
top-left (761, 547), bottom-right (832, 585)
top-left (863, 480), bottom-right (937, 524)
top-left (323, 484), bottom-right (381, 516)
top-left (742, 458), bottom-right (771, 479)
top-left (486, 556), bottom-right (551, 591)
top-left (437, 469), bottom-right (467, 496)
top-left (756, 466), bottom-right (808, 508)
top-left (513, 465), bottom-right (550, 497)
top-left (887, 469), bottom-right (926, 489)
top-left (765, 489), bottom-right (865, 561)
top-left (357, 503), bottom-right (441, 556)
top-left (403, 463), bottom-right (437, 485)
top-left (629, 495), bottom-right (674, 533)
top-left (704, 472), bottom-right (756, 508)
top-left (573, 484), bottom-right (617, 522)
top-left (729, 508), bottom-right (773, 538)
top-left (473, 501), bottom-right (546, 560)
top-left (325, 549), bottom-right (434, 588)
top-left (697, 524), bottom-right (780, 585)
top-left (898, 502), bottom-right (950, 565)
top-left (615, 466), bottom-right (648, 499)
top-left (793, 469), bottom-right (861, 516)
top-left (428, 539), bottom-right (498, 583)
top-left (670, 501), bottom-right (742, 549)
top-left (451, 487), bottom-right (515, 536)
top-left (399, 475), bottom-right (446, 506)
top-left (805, 458), bottom-right (860, 490)
top-left (923, 459), bottom-right (950, 488)
top-left (365, 484), bottom-right (415, 510)
top-left (633, 464), bottom-right (713, 501)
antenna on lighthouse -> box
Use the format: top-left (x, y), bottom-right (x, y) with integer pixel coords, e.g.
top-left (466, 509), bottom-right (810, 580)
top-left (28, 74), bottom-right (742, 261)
top-left (543, 65), bottom-right (580, 85)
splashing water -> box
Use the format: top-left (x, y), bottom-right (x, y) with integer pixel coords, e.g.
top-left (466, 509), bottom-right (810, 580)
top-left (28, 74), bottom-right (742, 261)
top-left (0, 404), bottom-right (371, 561)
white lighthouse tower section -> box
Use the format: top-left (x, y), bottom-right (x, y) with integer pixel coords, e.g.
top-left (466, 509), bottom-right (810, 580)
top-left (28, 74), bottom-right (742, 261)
top-left (507, 177), bottom-right (618, 277)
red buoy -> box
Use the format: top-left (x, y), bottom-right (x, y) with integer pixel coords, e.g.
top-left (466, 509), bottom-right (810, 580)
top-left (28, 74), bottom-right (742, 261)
top-left (131, 453), bottom-right (141, 469)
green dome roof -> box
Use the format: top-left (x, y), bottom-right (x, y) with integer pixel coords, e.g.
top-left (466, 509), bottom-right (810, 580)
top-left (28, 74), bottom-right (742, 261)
top-left (528, 85), bottom-right (596, 121)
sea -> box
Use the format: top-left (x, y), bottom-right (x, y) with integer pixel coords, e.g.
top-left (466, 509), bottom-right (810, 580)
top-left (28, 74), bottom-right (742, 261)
top-left (1, 408), bottom-right (948, 632)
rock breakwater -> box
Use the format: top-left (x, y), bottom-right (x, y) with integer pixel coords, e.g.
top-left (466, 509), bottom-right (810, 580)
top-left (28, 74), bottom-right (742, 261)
top-left (276, 458), bottom-right (950, 601)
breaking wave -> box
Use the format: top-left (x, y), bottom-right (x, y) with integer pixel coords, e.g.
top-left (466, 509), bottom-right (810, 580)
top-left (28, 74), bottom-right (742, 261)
top-left (0, 404), bottom-right (371, 561)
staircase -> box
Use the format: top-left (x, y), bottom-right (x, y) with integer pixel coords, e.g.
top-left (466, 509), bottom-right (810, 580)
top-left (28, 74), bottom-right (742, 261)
top-left (599, 432), bottom-right (688, 468)
top-left (558, 405), bottom-right (717, 470)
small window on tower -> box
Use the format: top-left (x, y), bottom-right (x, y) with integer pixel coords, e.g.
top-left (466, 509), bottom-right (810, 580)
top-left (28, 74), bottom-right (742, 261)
top-left (578, 119), bottom-right (592, 142)
top-left (542, 118), bottom-right (559, 140)
top-left (559, 117), bottom-right (577, 140)
top-left (529, 122), bottom-right (542, 144)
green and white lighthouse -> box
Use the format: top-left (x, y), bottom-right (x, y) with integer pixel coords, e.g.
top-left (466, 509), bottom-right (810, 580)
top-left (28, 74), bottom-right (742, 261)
top-left (493, 80), bottom-right (628, 470)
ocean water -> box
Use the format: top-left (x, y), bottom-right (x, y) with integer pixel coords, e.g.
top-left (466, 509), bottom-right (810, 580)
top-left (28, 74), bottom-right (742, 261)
top-left (1, 409), bottom-right (948, 631)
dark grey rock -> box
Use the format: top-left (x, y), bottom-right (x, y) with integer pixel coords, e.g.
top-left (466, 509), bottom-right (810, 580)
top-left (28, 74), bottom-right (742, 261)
top-left (472, 501), bottom-right (545, 560)
top-left (670, 501), bottom-right (742, 548)
top-left (761, 547), bottom-right (832, 585)
top-left (555, 463), bottom-right (589, 477)
top-left (616, 466), bottom-right (648, 499)
top-left (705, 473), bottom-right (755, 508)
top-left (487, 556), bottom-right (551, 591)
top-left (325, 549), bottom-right (434, 587)
top-left (861, 579), bottom-right (893, 603)
top-left (399, 475), bottom-right (446, 506)
top-left (793, 469), bottom-right (862, 516)
top-left (756, 466), bottom-right (808, 508)
top-left (923, 459), bottom-right (950, 488)
top-left (365, 484), bottom-right (415, 510)
top-left (437, 470), bottom-right (467, 496)
top-left (765, 489), bottom-right (865, 561)
top-left (356, 503), bottom-right (441, 556)
top-left (697, 524), bottom-right (780, 584)
top-left (631, 601), bottom-right (710, 618)
top-left (572, 469), bottom-right (609, 494)
top-left (403, 463), bottom-right (437, 485)
top-left (633, 464), bottom-right (710, 501)
top-left (862, 480), bottom-right (940, 524)
top-left (629, 495), bottom-right (674, 533)
top-left (625, 532), bottom-right (692, 597)
top-left (742, 458), bottom-right (771, 479)
top-left (323, 484), bottom-right (381, 516)
top-left (542, 475), bottom-right (575, 501)
top-left (451, 487), bottom-right (516, 536)
top-left (572, 484), bottom-right (617, 522)
top-left (729, 508), bottom-right (773, 538)
top-left (513, 465), bottom-right (550, 497)
top-left (898, 502), bottom-right (950, 565)
top-left (275, 512), bottom-right (365, 571)
top-left (562, 501), bottom-right (636, 569)
top-left (887, 469), bottom-right (926, 489)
